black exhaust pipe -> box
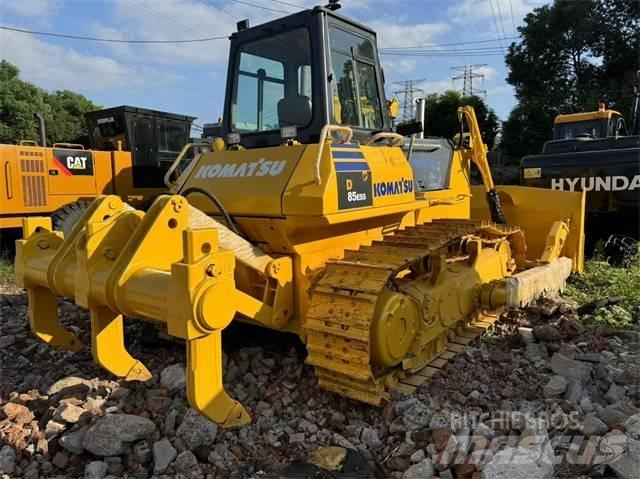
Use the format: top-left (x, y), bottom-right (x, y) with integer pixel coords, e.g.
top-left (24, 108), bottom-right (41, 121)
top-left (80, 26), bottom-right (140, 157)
top-left (34, 112), bottom-right (46, 147)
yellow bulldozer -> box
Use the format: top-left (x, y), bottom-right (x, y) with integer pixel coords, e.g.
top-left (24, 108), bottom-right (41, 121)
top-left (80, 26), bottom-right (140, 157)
top-left (15, 4), bottom-right (585, 428)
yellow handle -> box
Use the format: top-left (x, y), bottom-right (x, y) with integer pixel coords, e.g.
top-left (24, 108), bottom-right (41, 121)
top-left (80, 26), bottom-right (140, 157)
top-left (364, 132), bottom-right (404, 147)
top-left (4, 161), bottom-right (13, 199)
top-left (314, 124), bottom-right (354, 185)
top-left (164, 142), bottom-right (211, 189)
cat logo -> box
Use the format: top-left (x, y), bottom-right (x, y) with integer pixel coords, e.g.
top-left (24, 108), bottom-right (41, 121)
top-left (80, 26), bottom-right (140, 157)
top-left (52, 148), bottom-right (94, 176)
top-left (66, 156), bottom-right (88, 170)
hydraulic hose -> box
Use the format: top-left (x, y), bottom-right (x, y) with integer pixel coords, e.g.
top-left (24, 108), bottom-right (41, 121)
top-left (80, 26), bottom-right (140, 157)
top-left (486, 188), bottom-right (506, 225)
top-left (180, 187), bottom-right (242, 236)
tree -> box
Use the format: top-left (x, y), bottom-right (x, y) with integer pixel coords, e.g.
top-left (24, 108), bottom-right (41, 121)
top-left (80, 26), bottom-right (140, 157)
top-left (0, 60), bottom-right (100, 145)
top-left (0, 60), bottom-right (52, 144)
top-left (422, 90), bottom-right (500, 149)
top-left (45, 90), bottom-right (101, 144)
top-left (501, 0), bottom-right (640, 159)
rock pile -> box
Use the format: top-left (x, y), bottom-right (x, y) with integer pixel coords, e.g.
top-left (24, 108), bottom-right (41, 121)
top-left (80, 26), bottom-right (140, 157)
top-left (1, 287), bottom-right (639, 478)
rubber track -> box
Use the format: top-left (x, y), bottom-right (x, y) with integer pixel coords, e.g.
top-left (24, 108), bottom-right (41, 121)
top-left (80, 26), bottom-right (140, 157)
top-left (304, 219), bottom-right (518, 405)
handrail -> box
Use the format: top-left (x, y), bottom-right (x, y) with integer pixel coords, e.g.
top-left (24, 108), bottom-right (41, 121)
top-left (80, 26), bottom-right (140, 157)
top-left (52, 143), bottom-right (85, 150)
top-left (364, 132), bottom-right (404, 147)
top-left (19, 140), bottom-right (39, 147)
top-left (314, 125), bottom-right (353, 185)
top-left (164, 142), bottom-right (211, 188)
top-left (4, 161), bottom-right (13, 199)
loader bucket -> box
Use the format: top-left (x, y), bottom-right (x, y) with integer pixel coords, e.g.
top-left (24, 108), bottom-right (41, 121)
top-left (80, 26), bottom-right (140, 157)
top-left (470, 185), bottom-right (586, 273)
top-left (15, 195), bottom-right (250, 428)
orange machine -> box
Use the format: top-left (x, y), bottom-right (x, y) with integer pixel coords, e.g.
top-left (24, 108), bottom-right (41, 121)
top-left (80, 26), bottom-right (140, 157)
top-left (1, 106), bottom-right (195, 236)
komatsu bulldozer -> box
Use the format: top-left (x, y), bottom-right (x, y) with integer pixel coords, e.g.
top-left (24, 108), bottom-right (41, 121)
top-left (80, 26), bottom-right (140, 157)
top-left (15, 4), bottom-right (585, 428)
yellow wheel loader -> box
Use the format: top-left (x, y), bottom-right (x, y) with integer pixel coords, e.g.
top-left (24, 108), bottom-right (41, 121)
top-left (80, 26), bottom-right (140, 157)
top-left (15, 4), bottom-right (585, 428)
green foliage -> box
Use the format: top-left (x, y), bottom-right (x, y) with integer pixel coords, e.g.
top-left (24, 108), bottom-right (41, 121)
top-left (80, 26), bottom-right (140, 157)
top-left (0, 257), bottom-right (14, 284)
top-left (0, 60), bottom-right (101, 145)
top-left (501, 0), bottom-right (640, 159)
top-left (421, 90), bottom-right (500, 149)
top-left (582, 305), bottom-right (633, 329)
top-left (566, 252), bottom-right (640, 329)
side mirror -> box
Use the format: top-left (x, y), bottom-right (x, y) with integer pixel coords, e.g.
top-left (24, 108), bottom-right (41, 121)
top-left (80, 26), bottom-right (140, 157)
top-left (396, 121), bottom-right (423, 137)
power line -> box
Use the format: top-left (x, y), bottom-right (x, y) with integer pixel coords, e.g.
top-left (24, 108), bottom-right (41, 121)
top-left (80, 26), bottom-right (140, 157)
top-left (230, 0), bottom-right (293, 13)
top-left (488, 0), bottom-right (506, 53)
top-left (380, 36), bottom-right (518, 51)
top-left (383, 46), bottom-right (506, 54)
top-left (271, 0), bottom-right (304, 8)
top-left (495, 0), bottom-right (509, 50)
top-left (128, 0), bottom-right (201, 37)
top-left (0, 25), bottom-right (228, 43)
top-left (509, 0), bottom-right (517, 35)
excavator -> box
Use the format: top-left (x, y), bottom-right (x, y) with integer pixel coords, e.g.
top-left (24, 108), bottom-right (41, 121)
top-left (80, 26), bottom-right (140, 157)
top-left (15, 3), bottom-right (585, 428)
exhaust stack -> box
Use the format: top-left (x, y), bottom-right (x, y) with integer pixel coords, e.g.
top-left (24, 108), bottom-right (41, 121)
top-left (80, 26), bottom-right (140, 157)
top-left (34, 112), bottom-right (46, 147)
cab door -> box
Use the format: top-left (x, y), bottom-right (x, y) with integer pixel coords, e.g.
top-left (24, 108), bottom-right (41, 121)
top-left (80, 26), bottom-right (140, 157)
top-left (0, 144), bottom-right (22, 215)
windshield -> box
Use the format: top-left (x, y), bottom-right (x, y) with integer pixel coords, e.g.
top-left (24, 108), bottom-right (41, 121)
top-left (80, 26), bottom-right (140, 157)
top-left (231, 28), bottom-right (312, 134)
top-left (555, 120), bottom-right (601, 139)
top-left (329, 26), bottom-right (382, 129)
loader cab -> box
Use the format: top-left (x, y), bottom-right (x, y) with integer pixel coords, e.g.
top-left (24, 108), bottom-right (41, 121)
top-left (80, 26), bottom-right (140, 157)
top-left (222, 5), bottom-right (391, 149)
top-left (85, 106), bottom-right (196, 188)
top-left (553, 109), bottom-right (626, 140)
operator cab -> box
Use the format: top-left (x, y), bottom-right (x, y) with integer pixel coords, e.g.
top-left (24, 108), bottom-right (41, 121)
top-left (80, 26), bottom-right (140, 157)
top-left (85, 106), bottom-right (195, 188)
top-left (554, 108), bottom-right (626, 140)
top-left (222, 4), bottom-right (391, 149)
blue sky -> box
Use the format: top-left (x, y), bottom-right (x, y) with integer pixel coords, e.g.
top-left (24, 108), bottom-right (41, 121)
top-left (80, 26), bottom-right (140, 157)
top-left (0, 0), bottom-right (547, 130)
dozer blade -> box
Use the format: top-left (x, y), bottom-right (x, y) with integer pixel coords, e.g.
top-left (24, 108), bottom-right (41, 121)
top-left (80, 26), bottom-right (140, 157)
top-left (15, 194), bottom-right (250, 428)
top-left (470, 185), bottom-right (586, 272)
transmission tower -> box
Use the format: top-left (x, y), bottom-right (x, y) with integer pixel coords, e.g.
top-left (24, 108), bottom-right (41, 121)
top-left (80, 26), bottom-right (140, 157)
top-left (450, 64), bottom-right (487, 98)
top-left (393, 79), bottom-right (426, 122)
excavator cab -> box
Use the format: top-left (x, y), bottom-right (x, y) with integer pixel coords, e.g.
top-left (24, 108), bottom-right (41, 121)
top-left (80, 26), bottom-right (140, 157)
top-left (222, 5), bottom-right (391, 148)
top-left (553, 108), bottom-right (626, 140)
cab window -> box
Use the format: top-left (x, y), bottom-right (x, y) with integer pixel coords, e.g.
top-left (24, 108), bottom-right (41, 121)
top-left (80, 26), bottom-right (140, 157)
top-left (555, 120), bottom-right (600, 139)
top-left (231, 28), bottom-right (312, 133)
top-left (329, 26), bottom-right (382, 129)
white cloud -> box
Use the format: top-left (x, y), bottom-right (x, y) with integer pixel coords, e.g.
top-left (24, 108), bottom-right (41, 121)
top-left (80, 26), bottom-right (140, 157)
top-left (448, 0), bottom-right (546, 27)
top-left (2, 0), bottom-right (59, 17)
top-left (421, 79), bottom-right (457, 95)
top-left (380, 57), bottom-right (418, 76)
top-left (0, 28), bottom-right (184, 94)
top-left (89, 0), bottom-right (281, 65)
top-left (369, 19), bottom-right (450, 49)
top-left (475, 65), bottom-right (497, 81)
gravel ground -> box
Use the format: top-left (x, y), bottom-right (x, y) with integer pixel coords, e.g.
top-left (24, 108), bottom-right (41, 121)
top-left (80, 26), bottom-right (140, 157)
top-left (1, 284), bottom-right (639, 479)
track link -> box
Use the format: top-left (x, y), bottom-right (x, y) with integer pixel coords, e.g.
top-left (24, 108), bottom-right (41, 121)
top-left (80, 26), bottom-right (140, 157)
top-left (304, 219), bottom-right (518, 405)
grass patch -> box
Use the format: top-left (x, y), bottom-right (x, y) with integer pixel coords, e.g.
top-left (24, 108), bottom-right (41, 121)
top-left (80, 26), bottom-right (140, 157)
top-left (566, 250), bottom-right (640, 329)
top-left (0, 256), bottom-right (14, 284)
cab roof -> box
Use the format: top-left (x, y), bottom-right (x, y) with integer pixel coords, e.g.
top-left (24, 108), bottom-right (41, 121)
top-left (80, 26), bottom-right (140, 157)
top-left (229, 5), bottom-right (378, 42)
top-left (555, 110), bottom-right (623, 124)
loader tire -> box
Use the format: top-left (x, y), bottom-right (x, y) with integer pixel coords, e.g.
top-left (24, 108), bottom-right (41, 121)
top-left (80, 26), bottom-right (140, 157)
top-left (52, 201), bottom-right (91, 237)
